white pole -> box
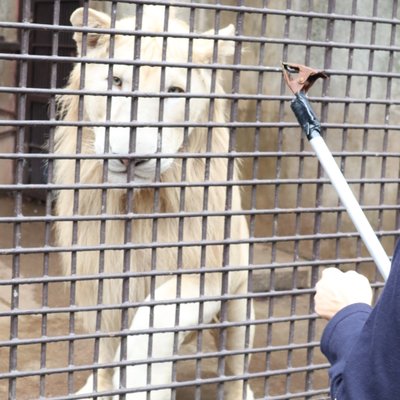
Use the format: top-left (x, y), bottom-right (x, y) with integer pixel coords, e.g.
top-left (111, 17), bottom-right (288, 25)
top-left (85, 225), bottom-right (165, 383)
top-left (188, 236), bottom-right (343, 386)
top-left (309, 135), bottom-right (391, 281)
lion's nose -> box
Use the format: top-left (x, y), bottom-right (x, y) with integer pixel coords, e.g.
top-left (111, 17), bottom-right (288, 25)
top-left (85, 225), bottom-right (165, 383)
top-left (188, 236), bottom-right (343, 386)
top-left (119, 158), bottom-right (150, 168)
top-left (119, 158), bottom-right (130, 167)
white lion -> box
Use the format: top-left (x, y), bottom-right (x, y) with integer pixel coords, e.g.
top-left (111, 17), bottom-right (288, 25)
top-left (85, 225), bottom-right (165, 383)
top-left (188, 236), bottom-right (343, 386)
top-left (54, 6), bottom-right (254, 400)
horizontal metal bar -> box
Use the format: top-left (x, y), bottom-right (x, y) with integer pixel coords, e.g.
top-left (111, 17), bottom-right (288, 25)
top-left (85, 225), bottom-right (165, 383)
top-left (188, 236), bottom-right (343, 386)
top-left (0, 352), bottom-right (328, 384)
top-left (50, 389), bottom-right (330, 400)
top-left (0, 289), bottom-right (319, 317)
top-left (0, 21), bottom-right (240, 40)
top-left (0, 177), bottom-right (398, 194)
top-left (0, 259), bottom-right (387, 289)
top-left (1, 150), bottom-right (400, 161)
top-left (0, 315), bottom-right (318, 362)
top-left (324, 68), bottom-right (400, 79)
top-left (45, 363), bottom-right (330, 400)
top-left (0, 303), bottom-right (318, 325)
top-left (2, 86), bottom-right (400, 106)
top-left (1, 85), bottom-right (277, 99)
top-left (0, 120), bottom-right (302, 128)
top-left (2, 50), bottom-right (400, 78)
top-left (0, 229), bottom-right (395, 256)
top-left (0, 275), bottom-right (385, 318)
top-left (0, 52), bottom-right (280, 73)
top-left (265, 389), bottom-right (330, 400)
top-left (112, 0), bottom-right (400, 26)
top-left (0, 338), bottom-right (320, 364)
top-left (1, 118), bottom-right (400, 132)
top-left (0, 204), bottom-right (397, 225)
top-left (0, 7), bottom-right (400, 39)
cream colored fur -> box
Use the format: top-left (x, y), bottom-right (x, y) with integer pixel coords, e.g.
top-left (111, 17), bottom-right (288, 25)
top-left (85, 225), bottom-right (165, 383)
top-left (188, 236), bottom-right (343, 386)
top-left (54, 6), bottom-right (254, 400)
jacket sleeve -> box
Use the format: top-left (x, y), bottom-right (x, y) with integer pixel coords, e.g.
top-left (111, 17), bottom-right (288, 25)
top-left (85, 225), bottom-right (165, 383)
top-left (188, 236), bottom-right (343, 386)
top-left (320, 240), bottom-right (400, 400)
top-left (320, 303), bottom-right (372, 398)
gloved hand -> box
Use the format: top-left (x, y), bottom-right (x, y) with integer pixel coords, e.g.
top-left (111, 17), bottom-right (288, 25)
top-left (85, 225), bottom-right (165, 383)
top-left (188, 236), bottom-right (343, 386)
top-left (314, 267), bottom-right (373, 320)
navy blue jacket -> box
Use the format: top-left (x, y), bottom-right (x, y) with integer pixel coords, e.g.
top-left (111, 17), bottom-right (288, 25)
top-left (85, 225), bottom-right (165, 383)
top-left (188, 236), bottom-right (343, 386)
top-left (321, 241), bottom-right (400, 399)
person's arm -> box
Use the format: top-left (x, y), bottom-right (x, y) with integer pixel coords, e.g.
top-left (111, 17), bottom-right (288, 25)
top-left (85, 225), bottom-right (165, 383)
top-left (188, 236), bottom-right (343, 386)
top-left (315, 268), bottom-right (373, 398)
top-left (315, 241), bottom-right (400, 399)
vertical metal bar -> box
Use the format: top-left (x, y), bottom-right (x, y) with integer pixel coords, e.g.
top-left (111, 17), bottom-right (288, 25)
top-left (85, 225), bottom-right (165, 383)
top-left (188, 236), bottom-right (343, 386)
top-left (356, 0), bottom-right (378, 273)
top-left (286, 0), bottom-right (314, 393)
top-left (145, 5), bottom-right (170, 399)
top-left (335, 0), bottom-right (358, 263)
top-left (305, 0), bottom-right (336, 396)
top-left (217, 2), bottom-right (244, 399)
top-left (381, 0), bottom-right (398, 261)
top-left (172, 5), bottom-right (195, 400)
top-left (8, 0), bottom-right (30, 398)
top-left (264, 0), bottom-right (290, 396)
top-left (118, 5), bottom-right (143, 396)
top-left (92, 1), bottom-right (118, 395)
top-left (196, 5), bottom-right (221, 400)
top-left (133, 11), bottom-right (171, 396)
top-left (246, 0), bottom-right (268, 396)
top-left (68, 0), bottom-right (90, 393)
top-left (39, 0), bottom-right (61, 396)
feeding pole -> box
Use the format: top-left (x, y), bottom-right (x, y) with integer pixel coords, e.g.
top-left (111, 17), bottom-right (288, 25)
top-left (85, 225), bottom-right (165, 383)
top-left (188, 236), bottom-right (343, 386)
top-left (282, 62), bottom-right (391, 281)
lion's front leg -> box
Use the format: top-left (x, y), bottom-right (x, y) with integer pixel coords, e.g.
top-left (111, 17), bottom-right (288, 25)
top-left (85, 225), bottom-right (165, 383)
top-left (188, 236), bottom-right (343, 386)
top-left (112, 276), bottom-right (222, 400)
top-left (112, 325), bottom-right (174, 400)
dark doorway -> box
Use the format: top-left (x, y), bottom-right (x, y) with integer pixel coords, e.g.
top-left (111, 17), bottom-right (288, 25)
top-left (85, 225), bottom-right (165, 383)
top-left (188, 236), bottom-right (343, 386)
top-left (24, 0), bottom-right (82, 200)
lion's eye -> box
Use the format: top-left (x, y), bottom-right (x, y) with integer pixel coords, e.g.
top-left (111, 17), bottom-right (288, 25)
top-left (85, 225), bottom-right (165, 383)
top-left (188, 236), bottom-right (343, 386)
top-left (112, 76), bottom-right (122, 87)
top-left (167, 86), bottom-right (184, 94)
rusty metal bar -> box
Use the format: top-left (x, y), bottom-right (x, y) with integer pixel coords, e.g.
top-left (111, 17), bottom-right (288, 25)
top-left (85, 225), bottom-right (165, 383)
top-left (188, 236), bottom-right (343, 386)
top-left (2, 150), bottom-right (400, 160)
top-left (0, 260), bottom-right (388, 289)
top-left (1, 204), bottom-right (399, 225)
top-left (0, 176), bottom-right (398, 192)
top-left (3, 86), bottom-right (400, 107)
top-left (7, 0), bottom-right (30, 398)
top-left (3, 119), bottom-right (400, 131)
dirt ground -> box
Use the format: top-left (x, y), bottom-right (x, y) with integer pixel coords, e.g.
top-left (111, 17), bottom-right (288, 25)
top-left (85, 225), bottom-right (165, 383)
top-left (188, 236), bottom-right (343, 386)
top-left (0, 195), bottom-right (329, 399)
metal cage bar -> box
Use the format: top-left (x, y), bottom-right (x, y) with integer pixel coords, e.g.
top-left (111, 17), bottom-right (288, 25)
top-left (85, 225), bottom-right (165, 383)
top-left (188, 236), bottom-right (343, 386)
top-left (0, 1), bottom-right (399, 399)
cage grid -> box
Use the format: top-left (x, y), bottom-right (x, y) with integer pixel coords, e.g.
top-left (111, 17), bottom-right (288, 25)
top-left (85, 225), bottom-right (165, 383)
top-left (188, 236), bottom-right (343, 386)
top-left (0, 0), bottom-right (399, 399)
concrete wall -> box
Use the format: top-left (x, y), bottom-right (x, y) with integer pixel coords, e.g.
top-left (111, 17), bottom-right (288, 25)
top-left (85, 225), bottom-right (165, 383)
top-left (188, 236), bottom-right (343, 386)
top-left (198, 0), bottom-right (400, 262)
top-left (0, 2), bottom-right (18, 185)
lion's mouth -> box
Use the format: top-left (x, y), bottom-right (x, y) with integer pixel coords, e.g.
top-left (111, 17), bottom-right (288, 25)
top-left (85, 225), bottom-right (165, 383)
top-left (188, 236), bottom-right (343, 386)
top-left (107, 158), bottom-right (152, 181)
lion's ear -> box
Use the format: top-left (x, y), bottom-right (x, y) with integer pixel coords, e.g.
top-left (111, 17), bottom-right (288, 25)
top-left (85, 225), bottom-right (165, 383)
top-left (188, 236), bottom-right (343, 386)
top-left (194, 24), bottom-right (236, 64)
top-left (70, 8), bottom-right (111, 54)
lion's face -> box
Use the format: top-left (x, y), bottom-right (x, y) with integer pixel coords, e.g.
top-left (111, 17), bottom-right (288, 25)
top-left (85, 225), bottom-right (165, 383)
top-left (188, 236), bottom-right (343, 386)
top-left (71, 8), bottom-right (234, 184)
top-left (83, 59), bottom-right (209, 184)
